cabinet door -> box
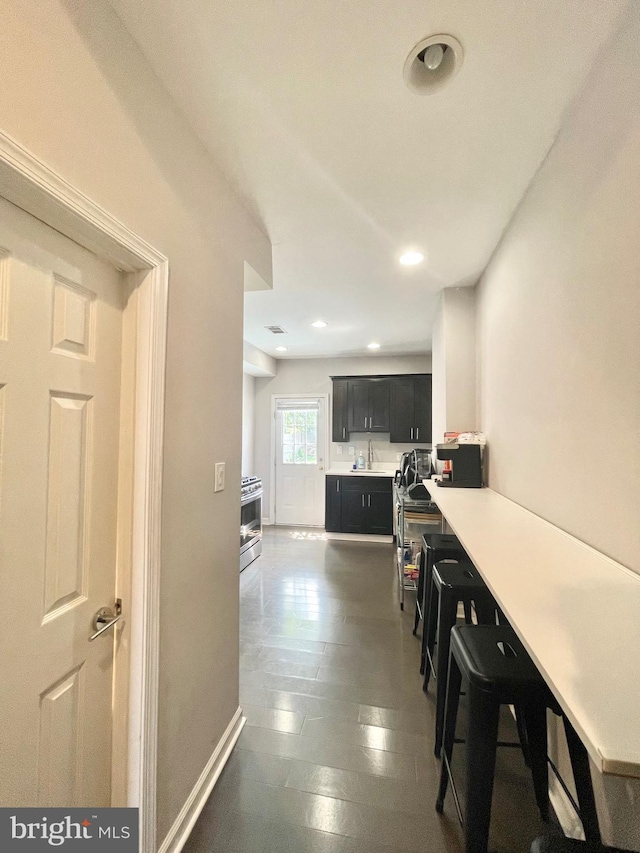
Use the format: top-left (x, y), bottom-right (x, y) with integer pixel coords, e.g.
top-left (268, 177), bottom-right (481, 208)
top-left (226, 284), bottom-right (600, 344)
top-left (390, 377), bottom-right (415, 443)
top-left (341, 490), bottom-right (367, 533)
top-left (365, 491), bottom-right (393, 535)
top-left (369, 380), bottom-right (390, 431)
top-left (332, 380), bottom-right (349, 442)
top-left (414, 375), bottom-right (432, 444)
top-left (347, 381), bottom-right (370, 432)
top-left (325, 476), bottom-right (342, 532)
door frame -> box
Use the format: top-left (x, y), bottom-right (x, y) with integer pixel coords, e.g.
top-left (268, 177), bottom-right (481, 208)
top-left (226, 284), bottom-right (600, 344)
top-left (0, 129), bottom-right (166, 852)
top-left (269, 393), bottom-right (329, 525)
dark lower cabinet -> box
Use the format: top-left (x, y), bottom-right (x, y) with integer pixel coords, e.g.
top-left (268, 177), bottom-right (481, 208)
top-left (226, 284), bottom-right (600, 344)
top-left (325, 475), bottom-right (392, 534)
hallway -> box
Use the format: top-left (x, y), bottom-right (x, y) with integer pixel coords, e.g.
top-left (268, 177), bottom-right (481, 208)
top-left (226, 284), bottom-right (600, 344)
top-left (185, 527), bottom-right (550, 853)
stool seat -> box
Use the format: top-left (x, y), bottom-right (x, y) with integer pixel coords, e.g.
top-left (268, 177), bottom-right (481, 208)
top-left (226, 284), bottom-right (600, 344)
top-left (451, 624), bottom-right (556, 702)
top-left (530, 838), bottom-right (614, 853)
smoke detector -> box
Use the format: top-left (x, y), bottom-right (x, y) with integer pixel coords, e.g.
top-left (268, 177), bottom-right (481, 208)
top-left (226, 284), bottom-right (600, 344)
top-left (404, 35), bottom-right (463, 95)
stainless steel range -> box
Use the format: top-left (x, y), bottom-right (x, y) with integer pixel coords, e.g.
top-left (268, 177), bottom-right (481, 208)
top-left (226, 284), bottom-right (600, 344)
top-left (240, 476), bottom-right (263, 572)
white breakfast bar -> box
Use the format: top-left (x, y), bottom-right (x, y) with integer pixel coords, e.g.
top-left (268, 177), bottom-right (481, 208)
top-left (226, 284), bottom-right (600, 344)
top-left (422, 479), bottom-right (640, 850)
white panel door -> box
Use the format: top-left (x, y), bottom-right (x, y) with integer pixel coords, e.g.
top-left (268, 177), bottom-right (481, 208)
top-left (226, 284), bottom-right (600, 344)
top-left (274, 398), bottom-right (325, 526)
top-left (0, 197), bottom-right (124, 807)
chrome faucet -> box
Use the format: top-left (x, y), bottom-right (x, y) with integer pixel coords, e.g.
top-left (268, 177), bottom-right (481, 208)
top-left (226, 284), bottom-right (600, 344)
top-left (367, 439), bottom-right (374, 470)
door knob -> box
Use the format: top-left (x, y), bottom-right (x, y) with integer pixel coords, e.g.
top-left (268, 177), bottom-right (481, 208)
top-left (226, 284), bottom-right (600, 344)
top-left (90, 599), bottom-right (123, 641)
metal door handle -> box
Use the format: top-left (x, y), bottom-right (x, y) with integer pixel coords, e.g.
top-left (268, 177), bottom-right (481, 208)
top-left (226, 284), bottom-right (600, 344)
top-left (410, 427), bottom-right (414, 440)
top-left (369, 417), bottom-right (372, 429)
top-left (416, 427), bottom-right (419, 440)
top-left (337, 479), bottom-right (340, 492)
top-left (361, 494), bottom-right (365, 507)
top-left (343, 427), bottom-right (346, 439)
top-left (90, 600), bottom-right (122, 641)
top-left (368, 494), bottom-right (371, 507)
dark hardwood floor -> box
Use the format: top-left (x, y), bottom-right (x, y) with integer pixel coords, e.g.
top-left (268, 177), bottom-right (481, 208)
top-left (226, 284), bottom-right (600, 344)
top-left (184, 526), bottom-right (554, 853)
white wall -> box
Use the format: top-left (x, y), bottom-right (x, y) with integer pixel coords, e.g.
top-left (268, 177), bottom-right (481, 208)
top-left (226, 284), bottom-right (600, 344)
top-left (0, 0), bottom-right (271, 844)
top-left (254, 355), bottom-right (432, 520)
top-left (431, 287), bottom-right (478, 447)
top-left (242, 373), bottom-right (256, 476)
top-left (476, 9), bottom-right (640, 846)
top-left (476, 5), bottom-right (640, 576)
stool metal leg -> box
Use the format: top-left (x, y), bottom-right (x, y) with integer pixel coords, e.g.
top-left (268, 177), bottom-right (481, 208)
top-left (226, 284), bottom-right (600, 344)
top-left (422, 565), bottom-right (439, 685)
top-left (413, 550), bottom-right (425, 636)
top-left (434, 587), bottom-right (459, 757)
top-left (465, 684), bottom-right (501, 853)
top-left (420, 552), bottom-right (435, 676)
top-left (563, 717), bottom-right (602, 846)
top-left (523, 701), bottom-right (550, 821)
top-left (436, 649), bottom-right (463, 814)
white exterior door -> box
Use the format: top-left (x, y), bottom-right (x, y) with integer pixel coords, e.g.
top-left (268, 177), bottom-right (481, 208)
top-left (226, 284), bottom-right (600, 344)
top-left (274, 397), bottom-right (326, 526)
top-left (0, 197), bottom-right (124, 807)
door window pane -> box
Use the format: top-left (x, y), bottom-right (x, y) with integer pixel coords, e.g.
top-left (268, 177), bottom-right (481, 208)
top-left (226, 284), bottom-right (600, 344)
top-left (281, 407), bottom-right (319, 464)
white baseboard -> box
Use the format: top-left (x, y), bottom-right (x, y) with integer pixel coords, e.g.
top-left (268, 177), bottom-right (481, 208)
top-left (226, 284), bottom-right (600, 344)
top-left (549, 773), bottom-right (585, 841)
top-left (325, 532), bottom-right (393, 543)
top-left (158, 707), bottom-right (245, 853)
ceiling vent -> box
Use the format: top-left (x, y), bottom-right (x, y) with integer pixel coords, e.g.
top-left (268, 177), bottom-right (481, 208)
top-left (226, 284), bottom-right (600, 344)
top-left (265, 325), bottom-right (287, 334)
top-left (404, 34), bottom-right (463, 95)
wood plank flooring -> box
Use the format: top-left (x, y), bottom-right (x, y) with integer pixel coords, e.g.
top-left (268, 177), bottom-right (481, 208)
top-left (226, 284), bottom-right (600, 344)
top-left (184, 526), bottom-right (554, 853)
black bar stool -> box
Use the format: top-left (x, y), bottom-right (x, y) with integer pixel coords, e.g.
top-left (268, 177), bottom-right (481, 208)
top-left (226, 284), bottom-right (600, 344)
top-left (426, 562), bottom-right (497, 757)
top-left (414, 533), bottom-right (468, 669)
top-left (437, 624), bottom-right (603, 853)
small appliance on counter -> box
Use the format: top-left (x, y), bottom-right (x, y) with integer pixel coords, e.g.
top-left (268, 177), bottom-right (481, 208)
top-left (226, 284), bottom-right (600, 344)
top-left (395, 449), bottom-right (433, 498)
top-left (436, 443), bottom-right (483, 488)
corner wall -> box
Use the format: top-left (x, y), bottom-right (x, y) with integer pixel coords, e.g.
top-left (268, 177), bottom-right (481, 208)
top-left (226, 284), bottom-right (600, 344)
top-left (0, 0), bottom-right (271, 844)
top-left (476, 4), bottom-right (640, 575)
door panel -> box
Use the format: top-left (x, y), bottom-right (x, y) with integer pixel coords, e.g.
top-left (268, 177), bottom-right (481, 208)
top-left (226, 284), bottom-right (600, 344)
top-left (366, 491), bottom-right (393, 535)
top-left (331, 379), bottom-right (349, 441)
top-left (340, 490), bottom-right (367, 533)
top-left (390, 377), bottom-right (414, 442)
top-left (369, 380), bottom-right (390, 431)
top-left (347, 381), bottom-right (369, 432)
top-left (414, 375), bottom-right (432, 444)
top-left (0, 196), bottom-right (124, 807)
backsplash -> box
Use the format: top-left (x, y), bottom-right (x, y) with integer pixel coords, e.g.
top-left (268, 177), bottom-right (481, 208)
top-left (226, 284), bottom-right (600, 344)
top-left (330, 432), bottom-right (432, 470)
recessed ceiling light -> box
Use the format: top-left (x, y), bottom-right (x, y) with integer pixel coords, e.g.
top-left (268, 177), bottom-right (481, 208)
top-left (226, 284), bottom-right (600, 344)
top-left (367, 342), bottom-right (381, 350)
top-left (404, 35), bottom-right (464, 95)
top-left (276, 346), bottom-right (287, 352)
top-left (399, 251), bottom-right (424, 266)
top-left (311, 320), bottom-right (328, 328)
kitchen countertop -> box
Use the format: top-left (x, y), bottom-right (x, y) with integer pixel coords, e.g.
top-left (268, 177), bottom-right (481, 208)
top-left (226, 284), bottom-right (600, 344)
top-left (422, 478), bottom-right (640, 782)
top-left (325, 469), bottom-right (397, 478)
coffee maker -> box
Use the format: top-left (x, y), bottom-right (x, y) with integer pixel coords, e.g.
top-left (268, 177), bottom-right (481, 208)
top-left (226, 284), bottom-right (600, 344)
top-left (436, 443), bottom-right (483, 488)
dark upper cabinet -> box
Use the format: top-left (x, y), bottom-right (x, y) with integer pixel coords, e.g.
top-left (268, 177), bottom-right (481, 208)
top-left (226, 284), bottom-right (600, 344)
top-left (347, 379), bottom-right (390, 433)
top-left (390, 375), bottom-right (432, 443)
top-left (330, 374), bottom-right (427, 441)
top-left (325, 475), bottom-right (342, 532)
top-left (332, 379), bottom-right (349, 442)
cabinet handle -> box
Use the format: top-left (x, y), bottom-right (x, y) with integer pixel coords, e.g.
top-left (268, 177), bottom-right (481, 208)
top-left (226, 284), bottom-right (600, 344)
top-left (343, 427), bottom-right (346, 439)
top-left (364, 416), bottom-right (367, 428)
top-left (416, 427), bottom-right (419, 440)
top-left (368, 494), bottom-right (371, 507)
top-left (369, 417), bottom-right (373, 429)
top-left (337, 480), bottom-right (340, 493)
top-left (410, 427), bottom-right (414, 440)
top-left (362, 494), bottom-right (365, 508)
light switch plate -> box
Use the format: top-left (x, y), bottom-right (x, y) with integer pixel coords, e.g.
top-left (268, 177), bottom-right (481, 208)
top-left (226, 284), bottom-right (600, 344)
top-left (214, 462), bottom-right (225, 492)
